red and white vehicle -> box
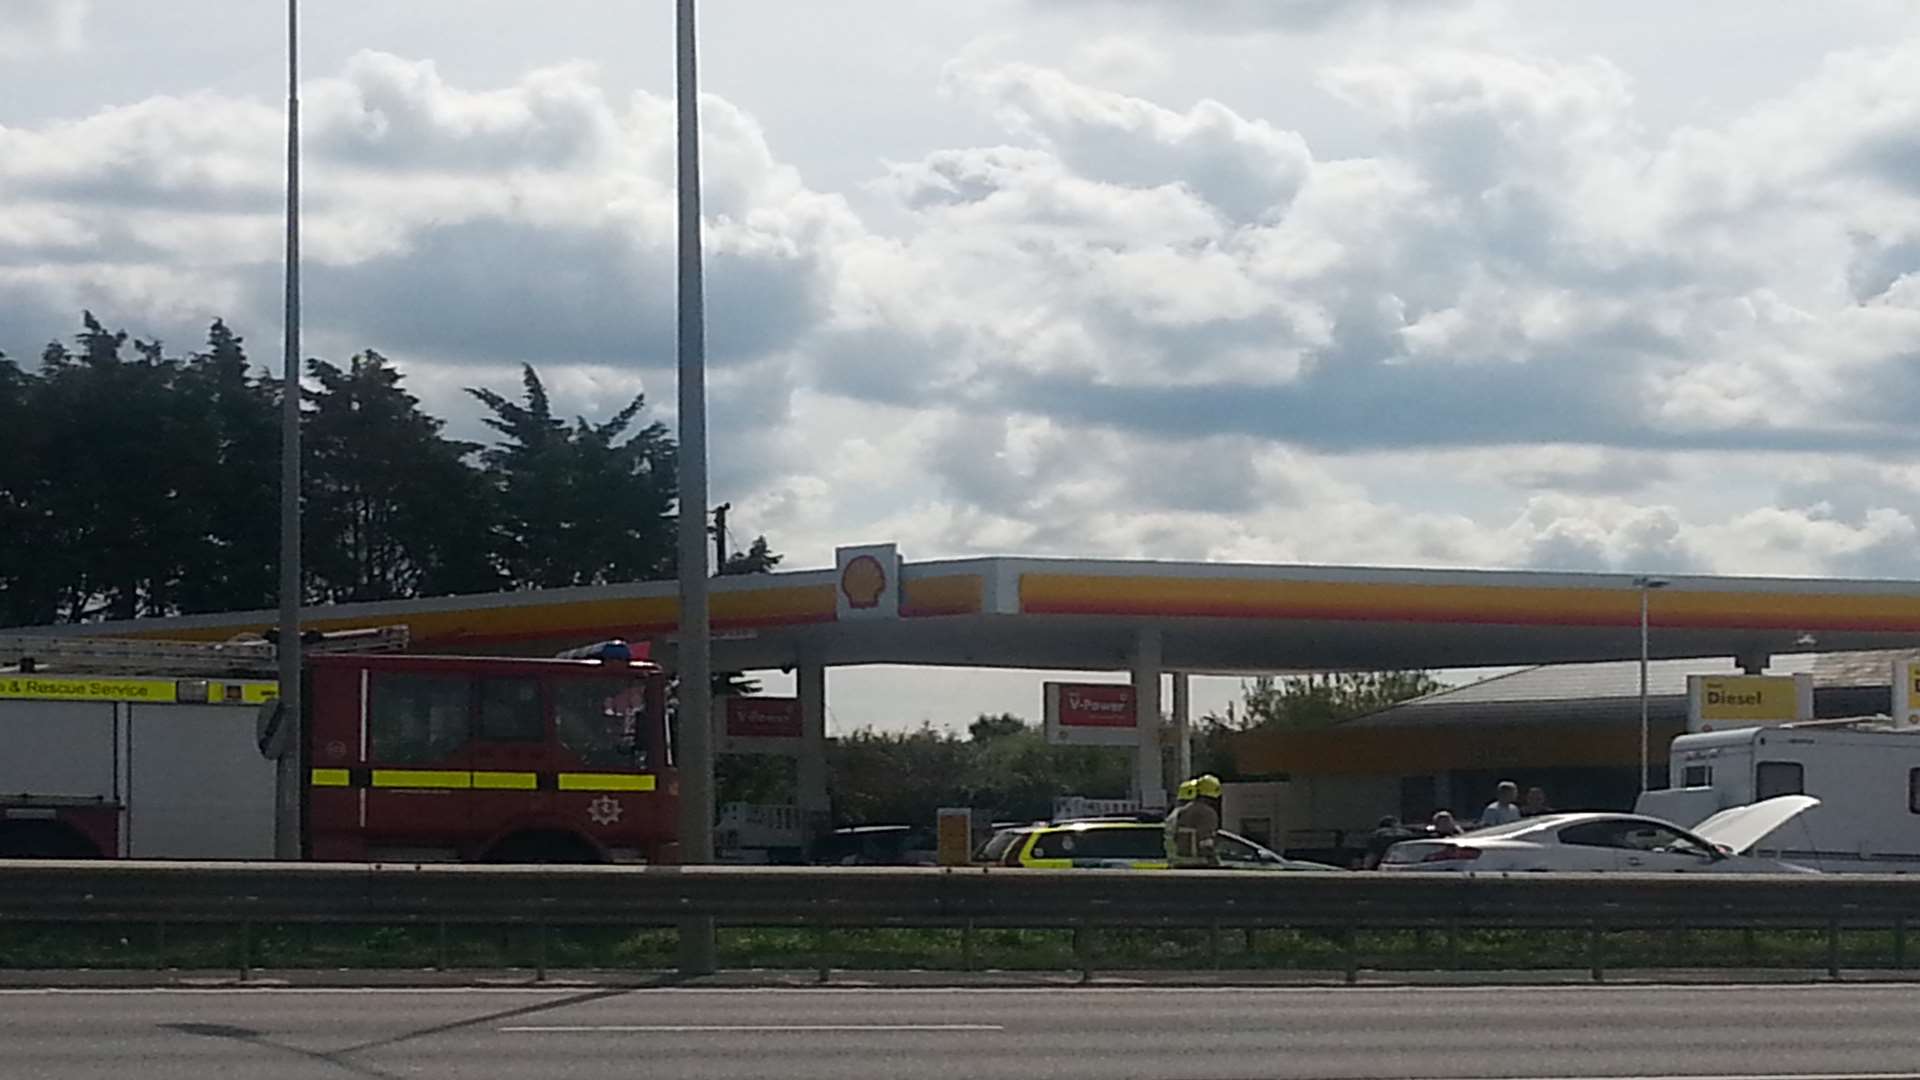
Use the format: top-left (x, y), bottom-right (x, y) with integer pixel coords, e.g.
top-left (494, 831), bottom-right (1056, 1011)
top-left (0, 633), bottom-right (680, 863)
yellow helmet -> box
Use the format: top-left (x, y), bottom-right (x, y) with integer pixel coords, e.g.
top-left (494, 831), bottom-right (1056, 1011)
top-left (1176, 779), bottom-right (1198, 801)
top-left (1195, 774), bottom-right (1223, 798)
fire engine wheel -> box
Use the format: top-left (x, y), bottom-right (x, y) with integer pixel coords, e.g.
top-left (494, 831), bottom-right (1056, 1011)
top-left (0, 822), bottom-right (102, 859)
top-left (480, 830), bottom-right (606, 865)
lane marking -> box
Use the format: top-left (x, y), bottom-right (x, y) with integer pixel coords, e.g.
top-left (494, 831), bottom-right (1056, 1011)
top-left (501, 1023), bottom-right (1005, 1033)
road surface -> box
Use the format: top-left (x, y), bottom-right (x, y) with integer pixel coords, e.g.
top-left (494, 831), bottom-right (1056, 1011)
top-left (4, 983), bottom-right (1920, 1079)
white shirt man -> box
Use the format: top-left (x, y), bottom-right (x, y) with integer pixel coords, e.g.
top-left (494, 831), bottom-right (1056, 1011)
top-left (1481, 781), bottom-right (1523, 827)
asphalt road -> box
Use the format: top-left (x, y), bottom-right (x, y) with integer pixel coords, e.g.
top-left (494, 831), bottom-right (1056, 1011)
top-left (5, 983), bottom-right (1920, 1080)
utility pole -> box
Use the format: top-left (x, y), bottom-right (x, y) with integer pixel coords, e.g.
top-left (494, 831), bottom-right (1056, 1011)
top-left (673, 0), bottom-right (716, 977)
top-left (274, 0), bottom-right (304, 861)
top-left (711, 503), bottom-right (730, 575)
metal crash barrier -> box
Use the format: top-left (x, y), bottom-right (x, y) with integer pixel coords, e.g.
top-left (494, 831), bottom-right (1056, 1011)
top-left (3, 861), bottom-right (1919, 981)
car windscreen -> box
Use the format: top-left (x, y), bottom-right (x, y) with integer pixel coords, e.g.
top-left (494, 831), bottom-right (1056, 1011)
top-left (976, 829), bottom-right (1024, 862)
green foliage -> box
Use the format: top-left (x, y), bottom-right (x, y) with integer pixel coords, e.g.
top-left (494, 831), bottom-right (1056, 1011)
top-left (829, 714), bottom-right (1132, 826)
top-left (1193, 670), bottom-right (1443, 779)
top-left (0, 313), bottom-right (781, 627)
top-left (304, 351), bottom-right (502, 602)
top-left (467, 364), bottom-right (676, 588)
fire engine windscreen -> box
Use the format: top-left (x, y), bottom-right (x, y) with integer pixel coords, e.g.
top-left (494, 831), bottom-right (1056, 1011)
top-left (555, 677), bottom-right (654, 767)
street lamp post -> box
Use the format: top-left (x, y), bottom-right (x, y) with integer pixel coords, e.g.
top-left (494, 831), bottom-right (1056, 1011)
top-left (274, 0), bottom-right (304, 860)
top-left (673, 0), bottom-right (716, 976)
top-left (1634, 576), bottom-right (1670, 795)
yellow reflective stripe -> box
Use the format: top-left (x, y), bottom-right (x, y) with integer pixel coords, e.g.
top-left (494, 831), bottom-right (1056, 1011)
top-left (310, 768), bottom-right (350, 788)
top-left (556, 773), bottom-right (657, 792)
top-left (1023, 858), bottom-right (1072, 869)
top-left (371, 769), bottom-right (472, 789)
top-left (473, 771), bottom-right (537, 791)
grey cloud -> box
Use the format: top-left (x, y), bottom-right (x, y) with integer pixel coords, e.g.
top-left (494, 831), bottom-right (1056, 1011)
top-left (295, 217), bottom-right (822, 371)
top-left (986, 345), bottom-right (1920, 456)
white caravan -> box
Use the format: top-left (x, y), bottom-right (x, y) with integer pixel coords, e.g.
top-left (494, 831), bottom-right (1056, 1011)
top-left (1635, 721), bottom-right (1920, 872)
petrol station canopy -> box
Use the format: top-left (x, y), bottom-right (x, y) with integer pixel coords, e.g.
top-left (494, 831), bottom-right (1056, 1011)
top-left (39, 546), bottom-right (1920, 675)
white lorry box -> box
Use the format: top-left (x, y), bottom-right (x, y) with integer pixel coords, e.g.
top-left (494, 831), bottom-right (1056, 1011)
top-left (1635, 721), bottom-right (1920, 872)
top-left (0, 683), bottom-right (276, 859)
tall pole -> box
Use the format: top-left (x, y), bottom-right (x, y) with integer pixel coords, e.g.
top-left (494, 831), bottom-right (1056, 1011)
top-left (674, 0), bottom-right (716, 975)
top-left (274, 0), bottom-right (304, 860)
top-left (1638, 583), bottom-right (1650, 796)
top-left (1634, 576), bottom-right (1668, 795)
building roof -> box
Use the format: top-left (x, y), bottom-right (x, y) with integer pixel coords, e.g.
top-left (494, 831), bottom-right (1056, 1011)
top-left (1345, 649), bottom-right (1920, 729)
top-left (24, 550), bottom-right (1920, 676)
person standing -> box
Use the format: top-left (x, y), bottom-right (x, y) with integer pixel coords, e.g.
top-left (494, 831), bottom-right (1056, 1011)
top-left (1170, 774), bottom-right (1223, 867)
top-left (1163, 778), bottom-right (1198, 862)
top-left (1520, 786), bottom-right (1553, 818)
top-left (1481, 781), bottom-right (1522, 827)
top-left (1430, 810), bottom-right (1463, 837)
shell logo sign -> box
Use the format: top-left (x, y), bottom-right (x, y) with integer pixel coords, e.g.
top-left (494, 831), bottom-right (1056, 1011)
top-left (835, 544), bottom-right (900, 620)
top-left (841, 555), bottom-right (887, 609)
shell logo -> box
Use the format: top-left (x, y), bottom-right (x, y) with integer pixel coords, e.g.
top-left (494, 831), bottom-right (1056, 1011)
top-left (840, 554), bottom-right (888, 609)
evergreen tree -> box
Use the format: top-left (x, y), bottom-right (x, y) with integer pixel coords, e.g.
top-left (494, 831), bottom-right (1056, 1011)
top-left (303, 351), bottom-right (502, 602)
top-left (174, 320), bottom-right (282, 613)
top-left (468, 365), bottom-right (677, 587)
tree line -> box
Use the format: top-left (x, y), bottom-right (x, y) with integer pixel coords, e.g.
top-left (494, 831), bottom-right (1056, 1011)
top-left (0, 313), bottom-right (778, 627)
top-left (802, 671), bottom-right (1443, 826)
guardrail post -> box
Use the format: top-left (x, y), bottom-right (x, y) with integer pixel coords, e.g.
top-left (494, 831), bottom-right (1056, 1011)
top-left (962, 921), bottom-right (975, 973)
top-left (1445, 918), bottom-right (1460, 970)
top-left (238, 922), bottom-right (252, 982)
top-left (1742, 927), bottom-right (1756, 967)
top-left (1896, 918), bottom-right (1907, 970)
top-left (816, 924), bottom-right (831, 984)
top-left (1827, 917), bottom-right (1840, 981)
top-left (1073, 924), bottom-right (1092, 984)
top-left (1341, 925), bottom-right (1357, 985)
top-left (535, 923), bottom-right (548, 983)
top-left (153, 922), bottom-right (167, 970)
top-left (1208, 921), bottom-right (1221, 970)
top-left (1588, 920), bottom-right (1604, 984)
top-left (436, 922), bottom-right (449, 971)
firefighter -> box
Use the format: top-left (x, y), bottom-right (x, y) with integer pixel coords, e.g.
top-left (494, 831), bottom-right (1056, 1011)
top-left (1169, 774), bottom-right (1223, 868)
top-left (1163, 778), bottom-right (1198, 862)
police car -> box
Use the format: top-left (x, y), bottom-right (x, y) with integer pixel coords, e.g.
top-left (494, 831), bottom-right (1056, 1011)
top-left (976, 819), bottom-right (1341, 870)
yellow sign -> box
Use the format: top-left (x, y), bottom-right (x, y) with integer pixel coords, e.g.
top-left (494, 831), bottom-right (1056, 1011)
top-left (0, 676), bottom-right (177, 703)
top-left (937, 807), bottom-right (973, 867)
top-left (1895, 660), bottom-right (1920, 728)
top-left (1697, 676), bottom-right (1797, 718)
top-left (0, 676), bottom-right (276, 705)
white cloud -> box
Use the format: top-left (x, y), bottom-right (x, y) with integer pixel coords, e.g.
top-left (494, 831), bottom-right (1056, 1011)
top-left (9, 21), bottom-right (1920, 640)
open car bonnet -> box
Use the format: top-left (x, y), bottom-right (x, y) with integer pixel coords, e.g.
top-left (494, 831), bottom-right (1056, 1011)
top-left (1691, 794), bottom-right (1820, 854)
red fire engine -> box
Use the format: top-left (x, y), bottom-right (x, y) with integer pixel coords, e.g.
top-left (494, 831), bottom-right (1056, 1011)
top-left (0, 632), bottom-right (680, 863)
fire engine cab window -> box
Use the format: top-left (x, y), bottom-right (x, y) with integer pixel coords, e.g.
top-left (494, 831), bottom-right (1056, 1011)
top-left (368, 673), bottom-right (471, 763)
top-left (476, 678), bottom-right (543, 741)
top-left (1756, 761), bottom-right (1804, 800)
top-left (554, 677), bottom-right (648, 767)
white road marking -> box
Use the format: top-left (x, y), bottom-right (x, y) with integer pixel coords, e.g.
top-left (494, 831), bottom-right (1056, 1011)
top-left (501, 1023), bottom-right (1005, 1033)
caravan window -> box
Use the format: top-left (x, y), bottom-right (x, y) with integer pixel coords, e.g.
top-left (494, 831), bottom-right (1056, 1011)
top-left (1682, 764), bottom-right (1712, 787)
top-left (1910, 770), bottom-right (1920, 815)
top-left (1756, 761), bottom-right (1804, 800)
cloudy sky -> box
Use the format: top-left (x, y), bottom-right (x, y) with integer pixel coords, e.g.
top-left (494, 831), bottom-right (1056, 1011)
top-left (7, 0), bottom-right (1920, 731)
